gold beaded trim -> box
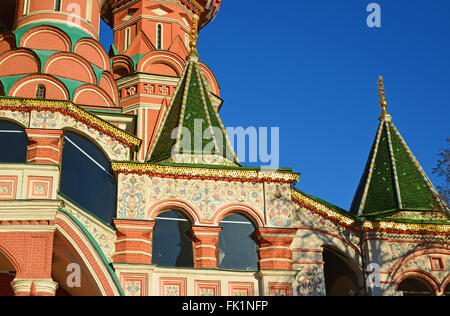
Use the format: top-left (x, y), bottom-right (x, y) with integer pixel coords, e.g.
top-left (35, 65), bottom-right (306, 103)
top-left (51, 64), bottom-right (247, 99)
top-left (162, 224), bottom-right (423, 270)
top-left (0, 98), bottom-right (141, 148)
top-left (292, 190), bottom-right (450, 234)
top-left (112, 162), bottom-right (300, 183)
top-left (292, 190), bottom-right (356, 226)
top-left (363, 221), bottom-right (450, 234)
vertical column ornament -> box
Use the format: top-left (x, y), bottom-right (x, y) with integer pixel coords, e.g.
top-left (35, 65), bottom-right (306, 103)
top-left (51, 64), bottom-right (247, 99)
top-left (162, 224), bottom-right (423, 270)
top-left (254, 228), bottom-right (297, 270)
top-left (113, 219), bottom-right (156, 265)
top-left (191, 226), bottom-right (222, 269)
top-left (11, 279), bottom-right (58, 296)
top-left (25, 129), bottom-right (64, 165)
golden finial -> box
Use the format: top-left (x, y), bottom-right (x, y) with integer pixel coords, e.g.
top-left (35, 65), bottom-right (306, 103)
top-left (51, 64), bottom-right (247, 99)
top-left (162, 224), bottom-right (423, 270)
top-left (377, 75), bottom-right (391, 120)
top-left (188, 14), bottom-right (200, 59)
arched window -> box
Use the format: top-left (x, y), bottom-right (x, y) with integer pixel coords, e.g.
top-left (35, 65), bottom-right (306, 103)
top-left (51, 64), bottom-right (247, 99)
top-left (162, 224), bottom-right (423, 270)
top-left (36, 84), bottom-right (46, 99)
top-left (152, 211), bottom-right (194, 268)
top-left (397, 277), bottom-right (435, 296)
top-left (185, 33), bottom-right (189, 49)
top-left (0, 121), bottom-right (27, 163)
top-left (156, 24), bottom-right (163, 50)
top-left (218, 214), bottom-right (258, 271)
top-left (60, 132), bottom-right (117, 224)
top-left (322, 246), bottom-right (362, 296)
top-left (124, 27), bottom-right (131, 51)
top-left (0, 251), bottom-right (16, 296)
top-left (23, 0), bottom-right (30, 16)
top-left (86, 0), bottom-right (92, 22)
top-left (55, 0), bottom-right (62, 11)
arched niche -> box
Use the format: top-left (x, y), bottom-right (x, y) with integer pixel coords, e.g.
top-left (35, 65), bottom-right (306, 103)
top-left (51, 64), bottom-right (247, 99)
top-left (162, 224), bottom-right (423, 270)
top-left (137, 52), bottom-right (185, 77)
top-left (0, 48), bottom-right (40, 77)
top-left (0, 250), bottom-right (16, 296)
top-left (218, 213), bottom-right (258, 271)
top-left (20, 25), bottom-right (71, 52)
top-left (74, 38), bottom-right (110, 71)
top-left (397, 277), bottom-right (436, 296)
top-left (73, 84), bottom-right (117, 107)
top-left (322, 245), bottom-right (362, 296)
top-left (152, 210), bottom-right (194, 268)
top-left (99, 72), bottom-right (119, 105)
top-left (8, 74), bottom-right (70, 100)
top-left (44, 52), bottom-right (96, 84)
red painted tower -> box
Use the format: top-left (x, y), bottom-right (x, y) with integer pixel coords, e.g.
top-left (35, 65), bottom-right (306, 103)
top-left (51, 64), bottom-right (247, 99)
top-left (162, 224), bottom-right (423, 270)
top-left (107, 0), bottom-right (223, 161)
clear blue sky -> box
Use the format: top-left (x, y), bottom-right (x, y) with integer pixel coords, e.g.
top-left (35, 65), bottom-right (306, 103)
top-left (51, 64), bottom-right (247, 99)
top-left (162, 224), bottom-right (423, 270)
top-left (100, 0), bottom-right (450, 211)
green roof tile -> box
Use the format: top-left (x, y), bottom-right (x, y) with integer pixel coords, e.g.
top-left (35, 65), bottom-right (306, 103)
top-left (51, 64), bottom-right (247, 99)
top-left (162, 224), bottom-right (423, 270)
top-left (351, 116), bottom-right (447, 218)
top-left (147, 56), bottom-right (238, 166)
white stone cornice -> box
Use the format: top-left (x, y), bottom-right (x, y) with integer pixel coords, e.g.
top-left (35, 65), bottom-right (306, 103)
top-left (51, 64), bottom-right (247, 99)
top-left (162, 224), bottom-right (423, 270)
top-left (11, 278), bottom-right (58, 295)
top-left (116, 73), bottom-right (181, 87)
top-left (0, 200), bottom-right (62, 222)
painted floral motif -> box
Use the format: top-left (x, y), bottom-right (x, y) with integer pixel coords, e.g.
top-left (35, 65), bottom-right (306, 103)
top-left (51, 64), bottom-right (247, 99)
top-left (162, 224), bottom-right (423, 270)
top-left (191, 181), bottom-right (223, 221)
top-left (272, 288), bottom-right (289, 296)
top-left (268, 197), bottom-right (292, 226)
top-left (143, 178), bottom-right (264, 222)
top-left (0, 185), bottom-right (9, 194)
top-left (396, 254), bottom-right (450, 285)
top-left (125, 280), bottom-right (142, 296)
top-left (33, 184), bottom-right (46, 195)
top-left (390, 243), bottom-right (418, 260)
top-left (266, 183), bottom-right (293, 227)
top-left (0, 110), bottom-right (29, 127)
top-left (31, 111), bottom-right (59, 129)
top-left (293, 205), bottom-right (338, 232)
top-left (63, 199), bottom-right (116, 262)
top-left (119, 174), bottom-right (146, 219)
top-left (164, 285), bottom-right (180, 296)
top-left (232, 289), bottom-right (248, 296)
top-left (199, 288), bottom-right (215, 296)
top-left (296, 266), bottom-right (325, 296)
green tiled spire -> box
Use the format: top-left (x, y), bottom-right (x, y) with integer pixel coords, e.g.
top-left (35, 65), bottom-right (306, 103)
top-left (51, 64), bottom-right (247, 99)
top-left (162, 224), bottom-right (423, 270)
top-left (146, 56), bottom-right (238, 166)
top-left (350, 77), bottom-right (448, 218)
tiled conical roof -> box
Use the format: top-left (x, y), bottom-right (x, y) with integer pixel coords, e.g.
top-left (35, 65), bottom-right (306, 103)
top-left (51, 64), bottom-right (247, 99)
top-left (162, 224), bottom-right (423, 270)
top-left (350, 77), bottom-right (448, 218)
top-left (146, 54), bottom-right (238, 166)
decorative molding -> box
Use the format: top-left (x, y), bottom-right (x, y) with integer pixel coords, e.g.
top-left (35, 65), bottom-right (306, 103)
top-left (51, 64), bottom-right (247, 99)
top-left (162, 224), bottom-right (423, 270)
top-left (0, 98), bottom-right (141, 150)
top-left (113, 163), bottom-right (299, 183)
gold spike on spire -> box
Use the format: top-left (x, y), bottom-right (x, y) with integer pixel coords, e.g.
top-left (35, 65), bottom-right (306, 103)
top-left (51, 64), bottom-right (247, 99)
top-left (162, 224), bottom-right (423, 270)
top-left (188, 14), bottom-right (200, 60)
top-left (377, 75), bottom-right (391, 121)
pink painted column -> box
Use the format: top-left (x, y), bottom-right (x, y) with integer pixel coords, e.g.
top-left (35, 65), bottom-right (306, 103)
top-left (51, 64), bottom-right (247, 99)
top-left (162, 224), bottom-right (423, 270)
top-left (254, 228), bottom-right (297, 270)
top-left (113, 219), bottom-right (156, 265)
top-left (25, 129), bottom-right (64, 165)
top-left (191, 226), bottom-right (222, 269)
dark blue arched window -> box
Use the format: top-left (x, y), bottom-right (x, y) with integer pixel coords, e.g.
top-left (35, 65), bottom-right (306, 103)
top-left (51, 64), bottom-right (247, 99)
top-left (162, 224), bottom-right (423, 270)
top-left (0, 121), bottom-right (27, 163)
top-left (152, 211), bottom-right (194, 268)
top-left (60, 132), bottom-right (117, 224)
top-left (218, 214), bottom-right (258, 271)
top-left (55, 0), bottom-right (62, 11)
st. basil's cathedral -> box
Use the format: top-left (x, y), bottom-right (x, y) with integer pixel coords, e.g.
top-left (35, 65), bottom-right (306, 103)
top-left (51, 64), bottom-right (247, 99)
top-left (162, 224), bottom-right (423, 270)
top-left (0, 0), bottom-right (448, 296)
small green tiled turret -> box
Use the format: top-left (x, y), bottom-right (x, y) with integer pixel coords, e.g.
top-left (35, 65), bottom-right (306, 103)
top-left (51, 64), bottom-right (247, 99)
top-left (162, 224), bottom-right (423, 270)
top-left (350, 77), bottom-right (448, 219)
top-left (146, 54), bottom-right (238, 166)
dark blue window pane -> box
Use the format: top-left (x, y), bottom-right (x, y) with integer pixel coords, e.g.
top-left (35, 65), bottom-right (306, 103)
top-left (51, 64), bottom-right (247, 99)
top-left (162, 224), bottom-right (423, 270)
top-left (0, 121), bottom-right (27, 163)
top-left (219, 214), bottom-right (258, 271)
top-left (60, 132), bottom-right (117, 224)
top-left (153, 211), bottom-right (194, 268)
